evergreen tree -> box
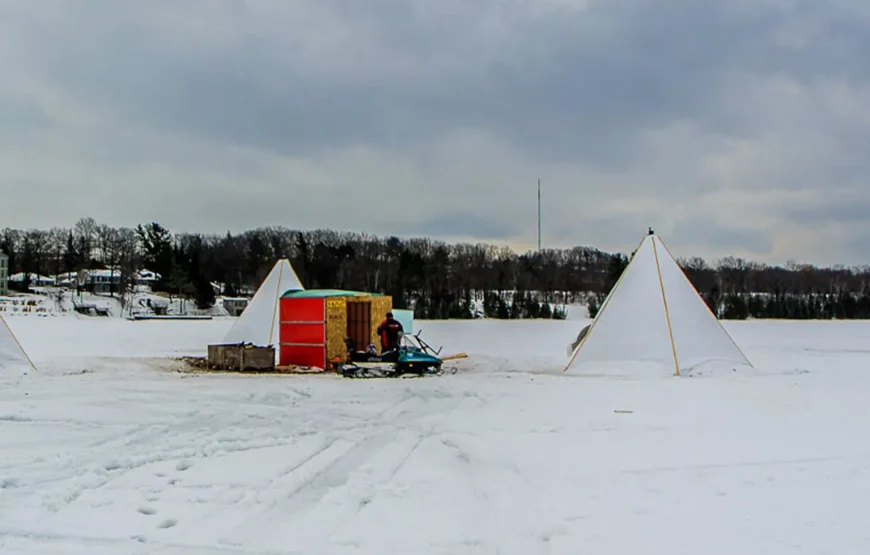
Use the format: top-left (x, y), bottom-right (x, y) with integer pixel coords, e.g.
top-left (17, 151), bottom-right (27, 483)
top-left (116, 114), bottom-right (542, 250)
top-left (496, 296), bottom-right (510, 319)
top-left (135, 222), bottom-right (174, 291)
top-left (706, 284), bottom-right (722, 316)
top-left (541, 302), bottom-right (553, 318)
top-left (62, 231), bottom-right (79, 272)
top-left (587, 293), bottom-right (605, 319)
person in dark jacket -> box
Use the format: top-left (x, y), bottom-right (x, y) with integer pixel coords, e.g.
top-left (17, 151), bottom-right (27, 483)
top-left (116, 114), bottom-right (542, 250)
top-left (376, 312), bottom-right (404, 352)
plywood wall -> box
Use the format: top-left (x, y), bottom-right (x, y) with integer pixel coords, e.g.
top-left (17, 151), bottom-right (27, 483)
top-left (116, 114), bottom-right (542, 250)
top-left (322, 295), bottom-right (393, 365)
top-left (370, 296), bottom-right (393, 351)
top-left (324, 297), bottom-right (348, 367)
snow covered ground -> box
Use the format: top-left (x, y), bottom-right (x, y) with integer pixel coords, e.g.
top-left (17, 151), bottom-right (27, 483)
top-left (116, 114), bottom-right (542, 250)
top-left (2, 315), bottom-right (870, 553)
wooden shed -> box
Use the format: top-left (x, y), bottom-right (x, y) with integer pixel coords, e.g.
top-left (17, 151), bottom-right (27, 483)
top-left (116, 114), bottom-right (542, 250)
top-left (278, 289), bottom-right (393, 370)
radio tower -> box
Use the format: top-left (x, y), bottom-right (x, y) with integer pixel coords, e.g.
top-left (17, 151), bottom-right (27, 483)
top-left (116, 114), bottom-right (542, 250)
top-left (537, 178), bottom-right (542, 251)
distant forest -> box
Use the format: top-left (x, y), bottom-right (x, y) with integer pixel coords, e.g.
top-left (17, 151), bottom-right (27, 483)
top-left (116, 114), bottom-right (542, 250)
top-left (3, 218), bottom-right (870, 320)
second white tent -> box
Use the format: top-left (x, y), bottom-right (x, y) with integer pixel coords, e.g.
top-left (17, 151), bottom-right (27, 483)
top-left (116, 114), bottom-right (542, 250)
top-left (565, 232), bottom-right (751, 375)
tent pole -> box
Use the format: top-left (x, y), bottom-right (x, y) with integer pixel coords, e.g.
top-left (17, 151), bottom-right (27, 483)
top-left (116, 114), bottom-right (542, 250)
top-left (268, 261), bottom-right (284, 348)
top-left (651, 237), bottom-right (680, 376)
top-left (657, 239), bottom-right (753, 368)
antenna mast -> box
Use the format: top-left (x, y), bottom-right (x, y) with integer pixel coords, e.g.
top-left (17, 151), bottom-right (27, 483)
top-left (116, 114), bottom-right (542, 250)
top-left (537, 178), bottom-right (541, 251)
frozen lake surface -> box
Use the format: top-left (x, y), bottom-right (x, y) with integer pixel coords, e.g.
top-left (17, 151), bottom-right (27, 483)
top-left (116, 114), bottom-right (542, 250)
top-left (2, 315), bottom-right (869, 553)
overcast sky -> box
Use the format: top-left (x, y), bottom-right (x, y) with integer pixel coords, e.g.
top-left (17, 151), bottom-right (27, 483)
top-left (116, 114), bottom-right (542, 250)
top-left (2, 0), bottom-right (870, 265)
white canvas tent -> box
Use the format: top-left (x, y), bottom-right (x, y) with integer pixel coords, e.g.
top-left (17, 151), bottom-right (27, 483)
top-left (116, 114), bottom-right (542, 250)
top-left (222, 259), bottom-right (304, 356)
top-left (565, 231), bottom-right (751, 375)
top-left (0, 314), bottom-right (36, 372)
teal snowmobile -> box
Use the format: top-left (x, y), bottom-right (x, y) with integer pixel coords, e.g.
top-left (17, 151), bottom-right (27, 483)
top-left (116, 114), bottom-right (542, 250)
top-left (337, 332), bottom-right (449, 378)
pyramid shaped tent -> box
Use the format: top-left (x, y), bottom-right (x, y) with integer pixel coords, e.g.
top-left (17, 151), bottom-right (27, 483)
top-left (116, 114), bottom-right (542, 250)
top-left (222, 259), bottom-right (304, 353)
top-left (0, 314), bottom-right (36, 372)
top-left (565, 231), bottom-right (751, 375)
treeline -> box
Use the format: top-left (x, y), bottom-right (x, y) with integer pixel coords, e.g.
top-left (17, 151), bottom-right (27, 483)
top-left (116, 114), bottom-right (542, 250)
top-left (683, 256), bottom-right (870, 320)
top-left (2, 218), bottom-right (870, 320)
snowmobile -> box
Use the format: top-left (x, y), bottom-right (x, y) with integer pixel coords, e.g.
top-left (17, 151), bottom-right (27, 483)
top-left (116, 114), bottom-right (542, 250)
top-left (336, 331), bottom-right (452, 378)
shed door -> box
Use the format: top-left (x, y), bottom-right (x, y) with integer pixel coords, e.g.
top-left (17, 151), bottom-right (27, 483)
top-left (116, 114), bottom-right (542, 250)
top-left (346, 301), bottom-right (371, 351)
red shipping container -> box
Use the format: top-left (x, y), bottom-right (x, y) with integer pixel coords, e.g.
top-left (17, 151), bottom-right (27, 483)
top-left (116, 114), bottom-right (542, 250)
top-left (279, 297), bottom-right (326, 369)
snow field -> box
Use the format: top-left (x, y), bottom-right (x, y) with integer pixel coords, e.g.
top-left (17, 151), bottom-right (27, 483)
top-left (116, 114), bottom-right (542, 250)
top-left (1, 317), bottom-right (870, 553)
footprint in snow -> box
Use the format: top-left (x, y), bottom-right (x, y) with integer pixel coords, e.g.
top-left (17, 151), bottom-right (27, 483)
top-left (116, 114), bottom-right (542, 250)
top-left (157, 518), bottom-right (178, 529)
top-left (175, 460), bottom-right (193, 471)
top-left (138, 506), bottom-right (157, 515)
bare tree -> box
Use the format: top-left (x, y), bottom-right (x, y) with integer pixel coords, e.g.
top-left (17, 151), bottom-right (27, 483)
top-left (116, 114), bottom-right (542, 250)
top-left (114, 228), bottom-right (140, 315)
top-left (45, 227), bottom-right (67, 277)
top-left (74, 217), bottom-right (98, 269)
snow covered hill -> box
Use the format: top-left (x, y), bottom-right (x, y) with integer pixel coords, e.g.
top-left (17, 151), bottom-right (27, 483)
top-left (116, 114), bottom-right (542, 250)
top-left (2, 316), bottom-right (870, 553)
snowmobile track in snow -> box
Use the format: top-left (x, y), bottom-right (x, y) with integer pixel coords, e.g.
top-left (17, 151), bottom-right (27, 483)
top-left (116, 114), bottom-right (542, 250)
top-left (221, 391), bottom-right (466, 548)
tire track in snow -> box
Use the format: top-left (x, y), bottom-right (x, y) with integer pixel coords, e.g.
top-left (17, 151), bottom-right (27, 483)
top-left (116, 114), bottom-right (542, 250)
top-left (22, 393), bottom-right (411, 538)
top-left (14, 421), bottom-right (218, 517)
top-left (4, 411), bottom-right (338, 538)
top-left (439, 436), bottom-right (501, 554)
top-left (221, 391), bottom-right (465, 548)
top-left (4, 408), bottom-right (284, 521)
top-left (5, 383), bottom-right (472, 550)
top-left (220, 432), bottom-right (388, 547)
top-left (0, 526), bottom-right (302, 555)
top-left (620, 452), bottom-right (870, 474)
top-left (8, 417), bottom-right (206, 488)
top-left (267, 429), bottom-right (427, 550)
top-left (218, 394), bottom-right (424, 545)
top-left (0, 420), bottom-right (196, 520)
top-left (175, 393), bottom-right (426, 544)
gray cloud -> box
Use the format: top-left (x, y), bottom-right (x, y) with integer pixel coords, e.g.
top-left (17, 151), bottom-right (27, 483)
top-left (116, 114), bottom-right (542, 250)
top-left (393, 211), bottom-right (515, 241)
top-left (785, 190), bottom-right (870, 225)
top-left (670, 219), bottom-right (774, 254)
top-left (2, 0), bottom-right (870, 265)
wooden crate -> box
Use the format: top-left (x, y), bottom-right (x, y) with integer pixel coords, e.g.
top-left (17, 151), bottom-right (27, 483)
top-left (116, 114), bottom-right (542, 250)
top-left (208, 343), bottom-right (275, 372)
